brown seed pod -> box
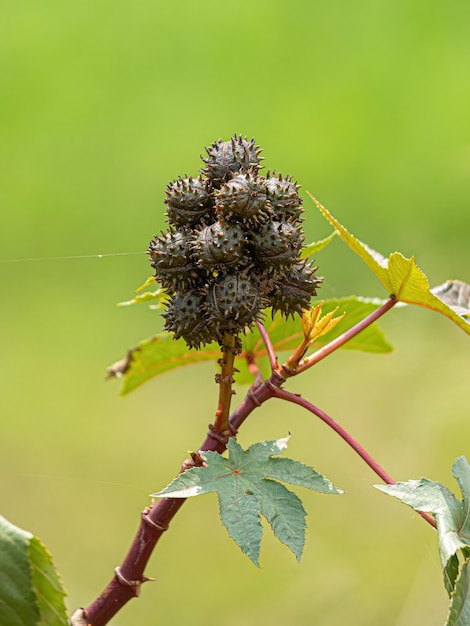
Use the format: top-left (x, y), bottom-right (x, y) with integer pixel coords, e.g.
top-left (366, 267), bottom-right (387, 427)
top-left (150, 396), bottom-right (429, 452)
top-left (192, 220), bottom-right (247, 269)
top-left (250, 220), bottom-right (304, 269)
top-left (164, 175), bottom-right (213, 226)
top-left (269, 261), bottom-right (323, 318)
top-left (148, 229), bottom-right (201, 291)
top-left (205, 274), bottom-right (264, 335)
top-left (201, 134), bottom-right (263, 187)
top-left (163, 290), bottom-right (214, 349)
top-left (149, 135), bottom-right (323, 348)
top-left (265, 172), bottom-right (303, 221)
top-left (215, 172), bottom-right (271, 225)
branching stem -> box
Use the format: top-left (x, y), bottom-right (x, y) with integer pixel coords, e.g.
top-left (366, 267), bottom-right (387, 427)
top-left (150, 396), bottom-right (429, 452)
top-left (256, 320), bottom-right (277, 371)
top-left (81, 295), bottom-right (436, 625)
top-left (294, 295), bottom-right (398, 374)
top-left (272, 387), bottom-right (437, 529)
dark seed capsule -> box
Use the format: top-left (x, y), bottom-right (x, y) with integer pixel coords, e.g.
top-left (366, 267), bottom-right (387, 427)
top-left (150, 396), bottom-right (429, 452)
top-left (148, 230), bottom-right (200, 291)
top-left (250, 220), bottom-right (303, 268)
top-left (192, 221), bottom-right (246, 269)
top-left (165, 175), bottom-right (212, 226)
top-left (163, 290), bottom-right (213, 349)
top-left (206, 274), bottom-right (263, 334)
top-left (265, 172), bottom-right (303, 221)
top-left (215, 172), bottom-right (271, 224)
top-left (269, 262), bottom-right (323, 318)
top-left (201, 134), bottom-right (263, 187)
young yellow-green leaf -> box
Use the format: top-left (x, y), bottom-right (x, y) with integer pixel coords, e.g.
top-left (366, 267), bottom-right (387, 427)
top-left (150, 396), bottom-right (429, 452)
top-left (0, 515), bottom-right (68, 626)
top-left (107, 334), bottom-right (220, 395)
top-left (446, 558), bottom-right (470, 626)
top-left (117, 288), bottom-right (167, 308)
top-left (152, 437), bottom-right (342, 565)
top-left (135, 275), bottom-right (157, 291)
top-left (301, 302), bottom-right (345, 344)
top-left (117, 276), bottom-right (168, 308)
top-left (301, 231), bottom-right (337, 258)
top-left (311, 196), bottom-right (470, 335)
top-left (233, 298), bottom-right (393, 384)
top-left (244, 299), bottom-right (391, 357)
top-left (376, 456), bottom-right (470, 595)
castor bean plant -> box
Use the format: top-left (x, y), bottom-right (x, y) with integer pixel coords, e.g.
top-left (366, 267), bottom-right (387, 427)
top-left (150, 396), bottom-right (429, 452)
top-left (1, 136), bottom-right (469, 626)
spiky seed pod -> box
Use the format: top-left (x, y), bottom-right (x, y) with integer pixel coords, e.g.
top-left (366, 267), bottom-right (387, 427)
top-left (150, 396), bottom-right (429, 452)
top-left (150, 135), bottom-right (323, 348)
top-left (148, 229), bottom-right (200, 291)
top-left (250, 220), bottom-right (304, 268)
top-left (269, 261), bottom-right (323, 318)
top-left (164, 175), bottom-right (213, 226)
top-left (201, 134), bottom-right (263, 187)
top-left (206, 274), bottom-right (263, 334)
top-left (265, 172), bottom-right (303, 221)
top-left (215, 172), bottom-right (271, 224)
top-left (163, 290), bottom-right (213, 349)
top-left (192, 221), bottom-right (246, 269)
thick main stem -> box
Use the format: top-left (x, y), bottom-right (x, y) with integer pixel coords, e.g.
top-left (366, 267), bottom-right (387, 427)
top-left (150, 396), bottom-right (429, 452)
top-left (81, 371), bottom-right (278, 626)
top-left (80, 296), bottom-right (431, 625)
top-left (213, 332), bottom-right (236, 434)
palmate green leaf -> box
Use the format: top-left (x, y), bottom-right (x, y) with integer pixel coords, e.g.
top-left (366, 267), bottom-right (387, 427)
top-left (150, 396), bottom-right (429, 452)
top-left (312, 196), bottom-right (470, 335)
top-left (447, 558), bottom-right (470, 626)
top-left (217, 488), bottom-right (262, 565)
top-left (152, 437), bottom-right (342, 566)
top-left (0, 515), bottom-right (68, 626)
top-left (376, 457), bottom-right (470, 596)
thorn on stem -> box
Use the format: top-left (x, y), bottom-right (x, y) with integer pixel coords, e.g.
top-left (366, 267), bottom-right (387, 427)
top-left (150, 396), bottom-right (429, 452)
top-left (114, 566), bottom-right (142, 597)
top-left (142, 574), bottom-right (156, 584)
top-left (70, 608), bottom-right (88, 626)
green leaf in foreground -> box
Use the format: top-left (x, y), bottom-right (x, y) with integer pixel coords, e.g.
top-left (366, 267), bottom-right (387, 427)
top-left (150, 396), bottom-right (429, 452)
top-left (447, 558), bottom-right (470, 626)
top-left (376, 456), bottom-right (470, 596)
top-left (311, 195), bottom-right (470, 335)
top-left (152, 437), bottom-right (343, 566)
top-left (0, 515), bottom-right (68, 626)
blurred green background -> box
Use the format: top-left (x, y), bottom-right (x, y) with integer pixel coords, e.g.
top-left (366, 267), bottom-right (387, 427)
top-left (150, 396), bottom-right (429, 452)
top-left (1, 1), bottom-right (469, 624)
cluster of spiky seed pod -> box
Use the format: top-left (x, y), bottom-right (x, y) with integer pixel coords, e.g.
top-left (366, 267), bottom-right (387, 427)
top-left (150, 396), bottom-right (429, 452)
top-left (147, 135), bottom-right (322, 349)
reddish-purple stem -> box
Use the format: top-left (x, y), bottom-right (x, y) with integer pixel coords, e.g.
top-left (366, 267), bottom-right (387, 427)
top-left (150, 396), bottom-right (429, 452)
top-left (272, 387), bottom-right (437, 529)
top-left (256, 320), bottom-right (278, 371)
top-left (82, 372), bottom-right (280, 626)
top-left (80, 294), bottom-right (434, 625)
